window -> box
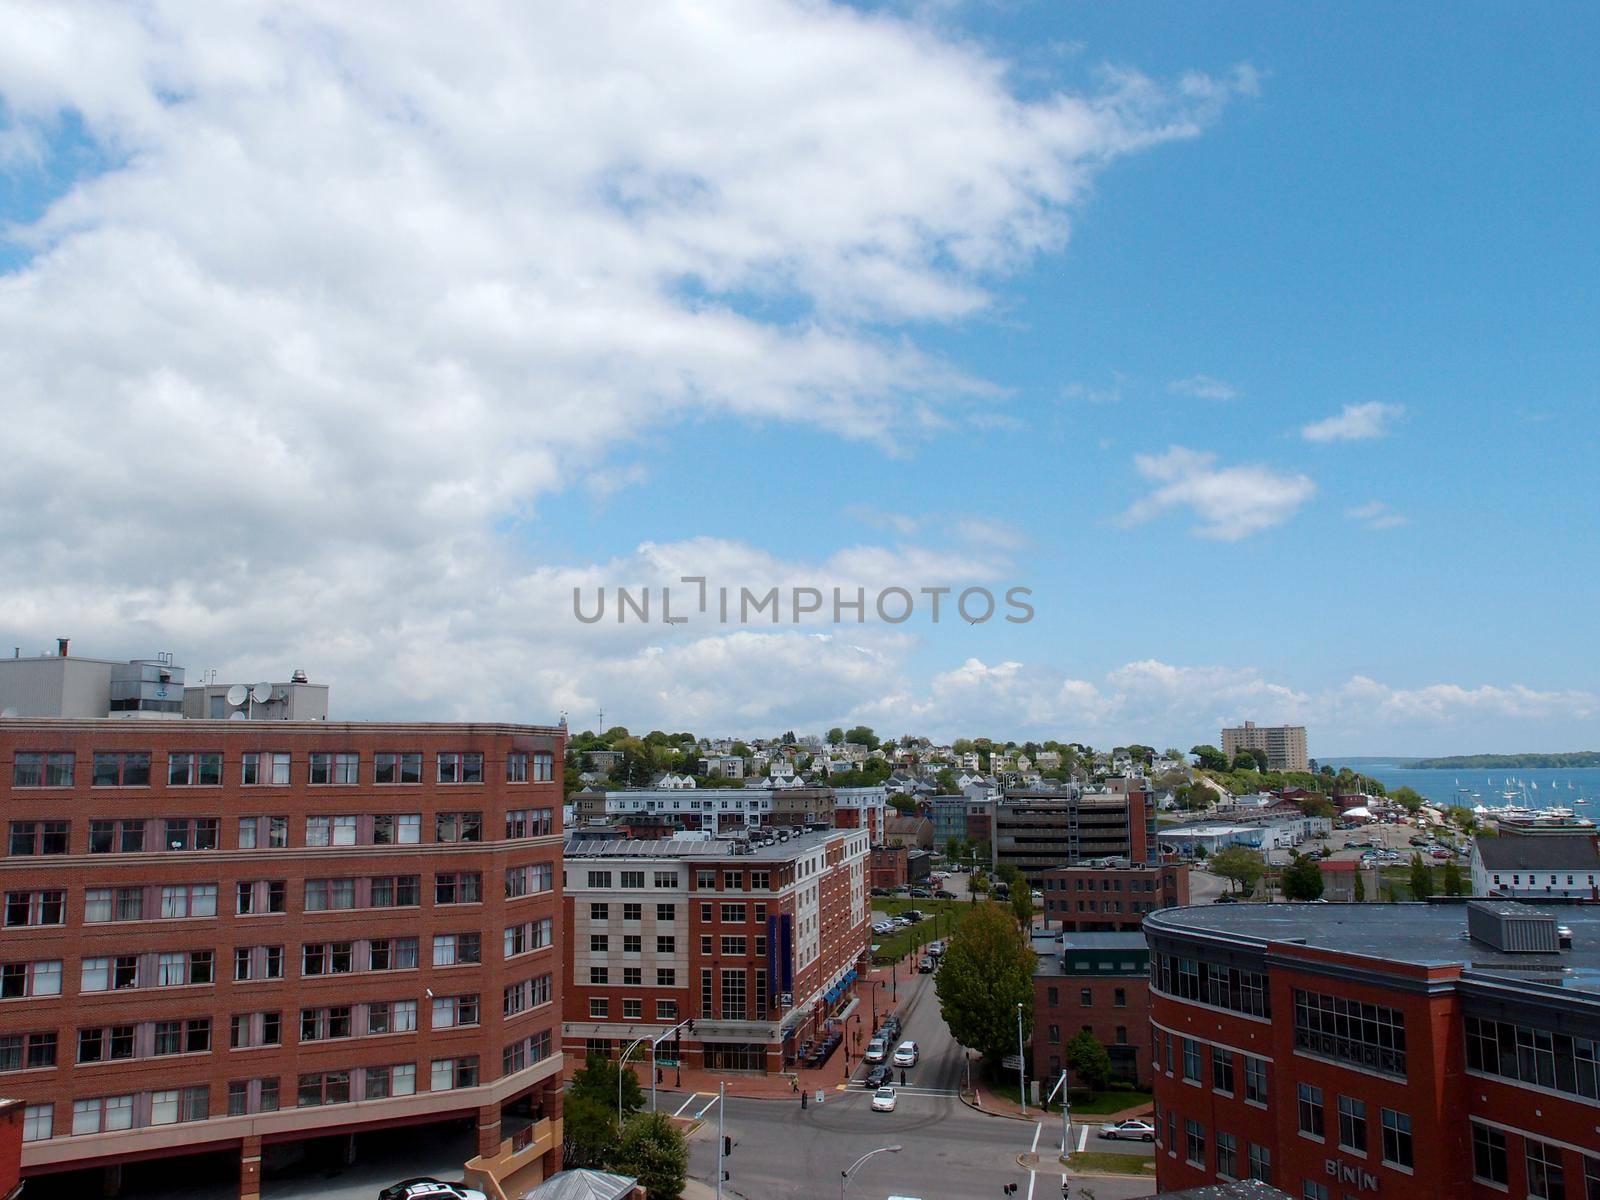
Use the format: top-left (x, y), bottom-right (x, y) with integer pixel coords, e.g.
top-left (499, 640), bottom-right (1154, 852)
top-left (506, 809), bottom-right (554, 838)
top-left (0, 960), bottom-right (61, 999)
top-left (1297, 1082), bottom-right (1324, 1139)
top-left (589, 997), bottom-right (609, 1018)
top-left (301, 942), bottom-right (355, 976)
top-left (1380, 1109), bottom-right (1412, 1170)
top-left (1215, 1131), bottom-right (1237, 1179)
top-left (87, 818), bottom-right (144, 853)
top-left (623, 902), bottom-right (642, 921)
top-left (433, 933), bottom-right (482, 966)
top-left (241, 751), bottom-right (291, 786)
top-left (623, 999), bottom-right (643, 1020)
top-left (4, 890), bottom-right (64, 927)
top-left (373, 813), bottom-right (422, 844)
top-left (12, 751), bottom-right (74, 787)
top-left (589, 934), bottom-right (609, 953)
top-left (431, 1057), bottom-right (479, 1091)
top-left (436, 812), bottom-right (482, 842)
top-left (432, 994), bottom-right (480, 1029)
top-left (1302, 1182), bottom-right (1329, 1200)
top-left (589, 967), bottom-right (609, 985)
top-left (623, 935), bottom-right (642, 954)
top-left (1248, 1143), bottom-right (1272, 1184)
top-left (623, 967), bottom-right (642, 986)
top-left (299, 1006), bottom-right (354, 1042)
top-left (721, 902), bottom-right (746, 923)
top-left (229, 1011), bottom-right (283, 1049)
top-left (1583, 1154), bottom-right (1599, 1200)
top-left (308, 752), bottom-right (359, 785)
top-left (364, 1063), bottom-right (416, 1099)
top-left (504, 974), bottom-right (552, 1018)
top-left (620, 870), bottom-right (645, 889)
top-left (532, 751), bottom-right (554, 781)
top-left (151, 1018), bottom-right (211, 1055)
top-left (654, 871), bottom-right (679, 888)
top-left (305, 815), bottom-right (357, 847)
top-left (236, 879), bottom-right (287, 915)
top-left (368, 937), bottom-right (420, 971)
top-left (506, 752), bottom-right (528, 783)
top-left (1293, 988), bottom-right (1406, 1078)
top-left (724, 871), bottom-right (743, 889)
top-left (1526, 1138), bottom-right (1565, 1200)
top-left (1244, 1055), bottom-right (1268, 1104)
top-left (1153, 951), bottom-right (1270, 1018)
top-left (657, 935), bottom-right (676, 954)
top-left (720, 936), bottom-right (746, 956)
top-left (504, 918), bottom-right (551, 958)
top-left (167, 752), bottom-right (223, 786)
top-left (436, 872), bottom-right (482, 905)
top-left (750, 870), bottom-right (770, 890)
top-left (1212, 1047), bottom-right (1234, 1094)
top-left (367, 1000), bottom-right (419, 1035)
top-left (437, 752), bottom-right (484, 784)
top-left (72, 1094), bottom-right (135, 1134)
top-left (161, 883), bottom-right (218, 918)
top-left (1185, 1119), bottom-right (1206, 1167)
top-left (657, 903), bottom-right (676, 921)
top-left (1471, 1123), bottom-right (1507, 1186)
top-left (721, 969), bottom-right (747, 1019)
top-left (590, 902), bottom-right (609, 922)
top-left (297, 1071), bottom-right (351, 1107)
top-left (1464, 1014), bottom-right (1600, 1103)
top-left (1182, 1038), bottom-right (1202, 1083)
top-left (696, 870), bottom-right (716, 889)
top-left (370, 875), bottom-right (420, 908)
top-left (657, 968), bottom-right (677, 986)
top-left (23, 1104), bottom-right (52, 1142)
top-left (9, 820), bottom-right (69, 856)
top-left (657, 999), bottom-right (678, 1020)
top-left (228, 1078), bottom-right (281, 1116)
top-left (161, 816), bottom-right (219, 851)
top-left (234, 945), bottom-right (284, 982)
top-left (1337, 1096), bottom-right (1367, 1154)
top-left (374, 752), bottom-right (422, 785)
top-left (0, 1031), bottom-right (57, 1072)
top-left (237, 815), bottom-right (288, 849)
top-left (92, 751), bottom-right (151, 787)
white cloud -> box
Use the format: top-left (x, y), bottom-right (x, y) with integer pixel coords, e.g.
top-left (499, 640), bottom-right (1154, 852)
top-left (1060, 375), bottom-right (1124, 405)
top-left (1301, 401), bottom-right (1404, 443)
top-left (1346, 500), bottom-right (1407, 530)
top-left (1167, 374), bottom-right (1240, 401)
top-left (1119, 446), bottom-right (1316, 540)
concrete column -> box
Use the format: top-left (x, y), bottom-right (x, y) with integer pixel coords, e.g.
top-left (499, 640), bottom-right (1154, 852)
top-left (541, 1081), bottom-right (566, 1178)
top-left (239, 1135), bottom-right (262, 1200)
top-left (476, 1102), bottom-right (502, 1159)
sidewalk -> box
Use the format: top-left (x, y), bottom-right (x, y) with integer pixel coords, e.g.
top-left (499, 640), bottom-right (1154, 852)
top-left (964, 1078), bottom-right (1153, 1125)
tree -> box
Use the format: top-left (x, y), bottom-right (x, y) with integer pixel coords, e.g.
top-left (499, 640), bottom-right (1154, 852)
top-left (1353, 869), bottom-right (1366, 902)
top-left (934, 903), bottom-right (1036, 1067)
top-left (730, 741), bottom-right (750, 759)
top-left (952, 738), bottom-right (975, 755)
top-left (1249, 748), bottom-right (1269, 773)
top-left (1191, 744), bottom-right (1229, 772)
top-left (845, 725), bottom-right (880, 749)
top-left (1440, 860), bottom-right (1465, 897)
top-left (1280, 853), bottom-right (1324, 901)
top-left (563, 1093), bottom-right (620, 1169)
top-left (612, 1110), bottom-right (689, 1200)
top-left (1390, 786), bottom-right (1426, 815)
top-left (826, 727), bottom-right (845, 746)
top-left (1231, 750), bottom-right (1259, 772)
top-left (1409, 853), bottom-right (1436, 901)
top-left (887, 794), bottom-right (917, 814)
top-left (935, 768), bottom-right (959, 793)
top-left (571, 1052), bottom-right (644, 1117)
top-left (1063, 1029), bottom-right (1114, 1091)
top-left (1209, 846), bottom-right (1266, 895)
top-left (1011, 885), bottom-right (1034, 930)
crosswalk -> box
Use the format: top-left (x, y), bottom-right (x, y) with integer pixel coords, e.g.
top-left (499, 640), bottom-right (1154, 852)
top-left (668, 1091), bottom-right (723, 1119)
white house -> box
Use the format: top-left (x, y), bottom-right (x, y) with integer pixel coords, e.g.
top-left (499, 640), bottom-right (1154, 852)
top-left (1471, 837), bottom-right (1600, 900)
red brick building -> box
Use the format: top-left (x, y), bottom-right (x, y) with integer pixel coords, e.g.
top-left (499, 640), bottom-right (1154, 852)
top-left (1041, 860), bottom-right (1189, 932)
top-left (0, 719), bottom-right (566, 1199)
top-left (562, 828), bottom-right (869, 1074)
top-left (1031, 931), bottom-right (1152, 1087)
top-left (0, 1099), bottom-right (20, 1200)
top-left (1148, 900), bottom-right (1600, 1198)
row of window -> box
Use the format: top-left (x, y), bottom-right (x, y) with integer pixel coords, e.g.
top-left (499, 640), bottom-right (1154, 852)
top-left (1046, 875), bottom-right (1165, 892)
top-left (7, 809), bottom-right (553, 856)
top-left (8, 749), bottom-right (554, 789)
top-left (1150, 952), bottom-right (1270, 1019)
top-left (579, 868), bottom-right (773, 892)
top-left (1291, 988), bottom-right (1407, 1079)
top-left (1155, 1028), bottom-right (1269, 1105)
top-left (1471, 1122), bottom-right (1600, 1199)
top-left (588, 996), bottom-right (679, 1021)
top-left (1464, 1013), bottom-right (1599, 1103)
top-left (0, 924), bottom-right (554, 997)
top-left (1044, 984), bottom-right (1130, 1008)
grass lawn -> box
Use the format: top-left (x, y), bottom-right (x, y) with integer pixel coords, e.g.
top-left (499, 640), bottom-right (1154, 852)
top-left (1066, 1151), bottom-right (1156, 1175)
top-left (1053, 1090), bottom-right (1152, 1115)
top-left (869, 897), bottom-right (975, 961)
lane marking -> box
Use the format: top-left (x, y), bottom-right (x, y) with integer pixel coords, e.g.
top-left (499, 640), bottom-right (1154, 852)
top-left (1076, 1125), bottom-right (1088, 1152)
top-left (671, 1093), bottom-right (700, 1117)
top-left (1025, 1168), bottom-right (1037, 1200)
top-left (694, 1094), bottom-right (720, 1118)
top-left (1030, 1122), bottom-right (1042, 1154)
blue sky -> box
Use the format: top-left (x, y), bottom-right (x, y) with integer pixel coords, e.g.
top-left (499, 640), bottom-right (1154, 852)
top-left (1, 2), bottom-right (1595, 753)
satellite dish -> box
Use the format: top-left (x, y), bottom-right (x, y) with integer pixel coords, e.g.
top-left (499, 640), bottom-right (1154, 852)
top-left (226, 684), bottom-right (248, 707)
top-left (228, 710), bottom-right (249, 721)
top-left (252, 682), bottom-right (273, 705)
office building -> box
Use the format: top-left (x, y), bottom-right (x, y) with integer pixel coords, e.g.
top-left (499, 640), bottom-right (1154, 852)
top-left (561, 828), bottom-right (869, 1075)
top-left (1041, 860), bottom-right (1189, 932)
top-left (1032, 930), bottom-right (1151, 1087)
top-left (0, 717), bottom-right (565, 1199)
top-left (1220, 723), bottom-right (1308, 773)
top-left (1148, 900), bottom-right (1600, 1197)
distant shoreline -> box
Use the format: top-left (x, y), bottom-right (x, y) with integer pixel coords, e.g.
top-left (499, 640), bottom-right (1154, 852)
top-left (1403, 752), bottom-right (1600, 770)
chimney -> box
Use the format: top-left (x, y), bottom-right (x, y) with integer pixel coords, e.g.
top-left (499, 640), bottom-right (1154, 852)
top-left (56, 638), bottom-right (70, 658)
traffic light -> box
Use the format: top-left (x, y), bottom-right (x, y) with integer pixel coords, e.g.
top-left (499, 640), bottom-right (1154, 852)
top-left (723, 1136), bottom-right (733, 1157)
top-left (1003, 1186), bottom-right (1018, 1196)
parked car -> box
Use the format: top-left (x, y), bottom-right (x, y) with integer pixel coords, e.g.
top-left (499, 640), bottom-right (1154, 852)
top-left (918, 957), bottom-right (935, 974)
top-left (934, 888), bottom-right (956, 899)
top-left (871, 1086), bottom-right (898, 1113)
top-left (878, 1017), bottom-right (901, 1043)
top-left (908, 887), bottom-right (931, 898)
top-left (1213, 893), bottom-right (1238, 904)
top-left (379, 1181), bottom-right (489, 1200)
top-left (861, 1064), bottom-right (892, 1089)
top-left (864, 1038), bottom-right (888, 1064)
top-left (871, 887), bottom-right (890, 896)
top-left (900, 909), bottom-right (923, 922)
top-left (892, 1040), bottom-right (919, 1068)
top-left (1099, 1119), bottom-right (1155, 1142)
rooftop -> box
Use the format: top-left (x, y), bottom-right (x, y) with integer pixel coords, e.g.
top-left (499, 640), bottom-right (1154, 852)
top-left (1147, 901), bottom-right (1600, 996)
top-left (1475, 836), bottom-right (1600, 871)
top-left (565, 829), bottom-right (842, 860)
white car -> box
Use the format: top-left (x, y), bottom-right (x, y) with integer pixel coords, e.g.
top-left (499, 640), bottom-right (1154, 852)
top-left (379, 1180), bottom-right (490, 1200)
top-left (1099, 1118), bottom-right (1155, 1142)
top-left (864, 1038), bottom-right (888, 1064)
top-left (870, 1086), bottom-right (897, 1113)
top-left (891, 1040), bottom-right (919, 1067)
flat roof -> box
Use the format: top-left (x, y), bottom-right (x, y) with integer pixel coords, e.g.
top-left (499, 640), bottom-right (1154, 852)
top-left (1147, 902), bottom-right (1600, 997)
top-left (565, 830), bottom-right (843, 860)
top-left (0, 717), bottom-right (565, 734)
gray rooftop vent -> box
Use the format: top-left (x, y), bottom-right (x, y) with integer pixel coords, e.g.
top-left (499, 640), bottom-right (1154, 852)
top-left (1467, 901), bottom-right (1561, 954)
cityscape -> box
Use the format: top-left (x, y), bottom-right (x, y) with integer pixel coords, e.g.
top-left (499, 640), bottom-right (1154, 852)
top-left (1, 5), bottom-right (1596, 1200)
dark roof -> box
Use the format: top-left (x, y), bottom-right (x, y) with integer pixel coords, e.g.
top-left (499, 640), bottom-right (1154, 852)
top-left (1475, 837), bottom-right (1600, 871)
top-left (1159, 1184), bottom-right (1293, 1200)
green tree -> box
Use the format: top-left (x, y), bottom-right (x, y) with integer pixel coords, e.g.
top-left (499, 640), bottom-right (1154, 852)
top-left (563, 1093), bottom-right (621, 1169)
top-left (935, 768), bottom-right (959, 793)
top-left (826, 727), bottom-right (845, 746)
top-left (1409, 853), bottom-right (1436, 900)
top-left (1011, 885), bottom-right (1034, 929)
top-left (1249, 747), bottom-right (1269, 773)
top-left (952, 738), bottom-right (975, 755)
top-left (1191, 744), bottom-right (1229, 772)
top-left (612, 1110), bottom-right (689, 1200)
top-left (1440, 860), bottom-right (1465, 897)
top-left (934, 903), bottom-right (1036, 1067)
top-left (571, 1052), bottom-right (644, 1117)
top-left (1353, 869), bottom-right (1366, 902)
top-left (1231, 750), bottom-right (1259, 772)
top-left (1280, 853), bottom-right (1325, 901)
top-left (1063, 1029), bottom-right (1114, 1091)
top-left (845, 725), bottom-right (880, 749)
top-left (887, 794), bottom-right (917, 815)
top-left (1209, 846), bottom-right (1266, 895)
top-left (1390, 786), bottom-right (1426, 815)
top-left (730, 741), bottom-right (750, 759)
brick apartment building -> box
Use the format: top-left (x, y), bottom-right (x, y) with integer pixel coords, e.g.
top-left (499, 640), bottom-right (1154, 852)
top-left (0, 717), bottom-right (566, 1199)
top-left (993, 783), bottom-right (1156, 885)
top-left (561, 828), bottom-right (870, 1074)
top-left (1041, 861), bottom-right (1189, 932)
top-left (1032, 931), bottom-right (1151, 1087)
top-left (1148, 900), bottom-right (1600, 1198)
top-left (868, 845), bottom-right (932, 891)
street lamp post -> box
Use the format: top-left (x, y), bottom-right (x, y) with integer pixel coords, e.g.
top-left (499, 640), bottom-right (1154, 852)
top-left (618, 1037), bottom-right (648, 1122)
top-left (1016, 1003), bottom-right (1027, 1115)
top-left (840, 1145), bottom-right (903, 1200)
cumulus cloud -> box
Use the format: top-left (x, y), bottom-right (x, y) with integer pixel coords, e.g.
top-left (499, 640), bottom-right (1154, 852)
top-left (1301, 401), bottom-right (1404, 443)
top-left (1167, 374), bottom-right (1240, 401)
top-left (1346, 500), bottom-right (1407, 530)
top-left (1119, 446), bottom-right (1316, 540)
